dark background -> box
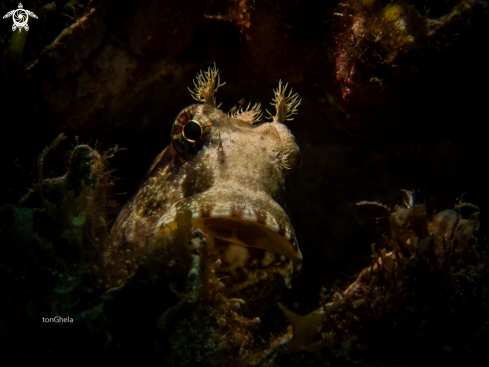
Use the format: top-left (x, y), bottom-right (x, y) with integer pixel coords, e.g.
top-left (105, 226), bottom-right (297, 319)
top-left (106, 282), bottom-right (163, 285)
top-left (0, 0), bottom-right (488, 365)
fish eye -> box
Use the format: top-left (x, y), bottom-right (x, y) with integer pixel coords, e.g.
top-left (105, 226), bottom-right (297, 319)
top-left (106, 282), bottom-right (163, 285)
top-left (183, 120), bottom-right (203, 143)
top-left (171, 106), bottom-right (208, 160)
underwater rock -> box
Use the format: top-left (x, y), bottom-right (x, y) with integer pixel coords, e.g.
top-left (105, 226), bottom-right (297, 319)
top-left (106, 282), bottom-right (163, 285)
top-left (212, 0), bottom-right (488, 135)
top-left (4, 151), bottom-right (488, 366)
top-left (205, 0), bottom-right (252, 33)
top-left (1, 2), bottom-right (488, 366)
top-left (128, 0), bottom-right (199, 56)
top-left (0, 133), bottom-right (118, 329)
top-left (21, 0), bottom-right (201, 134)
top-left (40, 5), bottom-right (107, 80)
top-left (224, 0), bottom-right (312, 84)
top-left (324, 0), bottom-right (488, 134)
top-left (260, 192), bottom-right (487, 366)
top-left (2, 0), bottom-right (486, 141)
top-left (1, 64), bottom-right (304, 366)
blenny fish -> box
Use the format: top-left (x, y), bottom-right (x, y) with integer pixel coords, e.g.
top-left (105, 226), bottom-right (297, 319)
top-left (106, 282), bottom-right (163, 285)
top-left (108, 65), bottom-right (302, 305)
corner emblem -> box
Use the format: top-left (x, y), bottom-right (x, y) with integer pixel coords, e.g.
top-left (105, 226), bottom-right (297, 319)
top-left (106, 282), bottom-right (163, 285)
top-left (3, 3), bottom-right (38, 32)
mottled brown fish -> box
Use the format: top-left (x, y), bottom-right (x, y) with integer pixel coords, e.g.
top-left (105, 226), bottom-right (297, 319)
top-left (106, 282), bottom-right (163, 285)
top-left (109, 65), bottom-right (302, 297)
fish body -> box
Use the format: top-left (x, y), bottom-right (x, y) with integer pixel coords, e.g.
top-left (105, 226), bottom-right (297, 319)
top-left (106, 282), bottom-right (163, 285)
top-left (109, 66), bottom-right (302, 301)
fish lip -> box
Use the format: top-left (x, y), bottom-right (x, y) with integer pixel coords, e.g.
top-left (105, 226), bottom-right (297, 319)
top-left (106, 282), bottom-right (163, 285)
top-left (155, 192), bottom-right (302, 274)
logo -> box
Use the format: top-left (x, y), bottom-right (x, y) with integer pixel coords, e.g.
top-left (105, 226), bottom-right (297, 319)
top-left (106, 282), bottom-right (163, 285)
top-left (3, 3), bottom-right (37, 32)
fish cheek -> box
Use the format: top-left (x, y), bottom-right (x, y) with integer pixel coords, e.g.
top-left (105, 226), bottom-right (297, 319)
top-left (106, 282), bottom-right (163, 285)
top-left (181, 160), bottom-right (215, 199)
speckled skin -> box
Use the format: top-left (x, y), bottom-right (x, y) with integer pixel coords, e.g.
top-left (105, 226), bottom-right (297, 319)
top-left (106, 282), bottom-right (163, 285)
top-left (109, 101), bottom-right (302, 294)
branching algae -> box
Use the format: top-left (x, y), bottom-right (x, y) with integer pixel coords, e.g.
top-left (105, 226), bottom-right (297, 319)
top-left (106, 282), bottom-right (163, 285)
top-left (265, 192), bottom-right (488, 366)
top-left (1, 133), bottom-right (119, 333)
top-left (2, 65), bottom-right (487, 367)
top-left (2, 65), bottom-right (304, 365)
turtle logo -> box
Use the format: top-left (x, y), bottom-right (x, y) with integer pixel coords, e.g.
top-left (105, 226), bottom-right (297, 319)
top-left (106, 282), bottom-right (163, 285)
top-left (3, 3), bottom-right (38, 32)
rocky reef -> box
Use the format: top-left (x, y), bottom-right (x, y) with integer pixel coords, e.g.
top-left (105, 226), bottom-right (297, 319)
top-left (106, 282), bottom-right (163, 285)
top-left (1, 0), bottom-right (488, 366)
top-left (262, 196), bottom-right (487, 366)
top-left (2, 135), bottom-right (487, 366)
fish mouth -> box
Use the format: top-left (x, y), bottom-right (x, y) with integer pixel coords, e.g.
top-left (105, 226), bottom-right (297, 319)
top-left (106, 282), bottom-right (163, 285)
top-left (154, 190), bottom-right (302, 288)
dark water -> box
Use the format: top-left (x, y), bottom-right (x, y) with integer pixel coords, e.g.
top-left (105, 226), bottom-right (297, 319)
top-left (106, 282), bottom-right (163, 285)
top-left (1, 0), bottom-right (488, 366)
